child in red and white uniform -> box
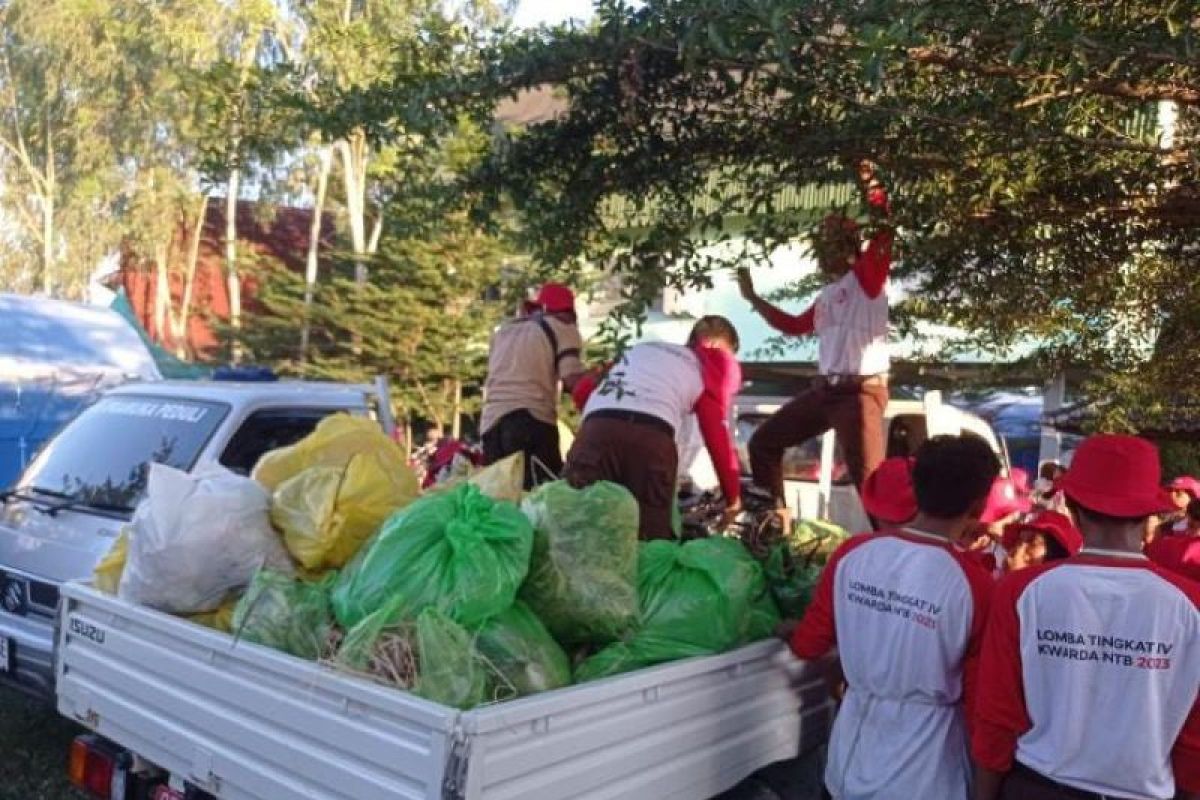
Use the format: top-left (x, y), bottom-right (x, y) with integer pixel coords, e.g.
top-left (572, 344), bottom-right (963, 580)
top-left (972, 434), bottom-right (1200, 800)
top-left (564, 316), bottom-right (742, 539)
top-left (1000, 510), bottom-right (1082, 573)
top-left (787, 435), bottom-right (1000, 799)
top-left (860, 456), bottom-right (917, 525)
top-left (738, 161), bottom-right (892, 521)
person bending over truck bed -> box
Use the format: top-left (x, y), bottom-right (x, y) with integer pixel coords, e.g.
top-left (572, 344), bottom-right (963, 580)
top-left (738, 160), bottom-right (892, 526)
top-left (480, 282), bottom-right (586, 489)
top-left (564, 316), bottom-right (743, 539)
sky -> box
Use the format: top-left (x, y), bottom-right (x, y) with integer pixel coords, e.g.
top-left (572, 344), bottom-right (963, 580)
top-left (512, 0), bottom-right (595, 28)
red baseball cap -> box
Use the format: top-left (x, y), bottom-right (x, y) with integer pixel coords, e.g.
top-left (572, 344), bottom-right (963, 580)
top-left (980, 475), bottom-right (1032, 524)
top-left (862, 457), bottom-right (917, 524)
top-left (523, 282), bottom-right (576, 315)
top-left (1057, 434), bottom-right (1175, 518)
top-left (1003, 510), bottom-right (1083, 557)
top-left (1167, 476), bottom-right (1200, 499)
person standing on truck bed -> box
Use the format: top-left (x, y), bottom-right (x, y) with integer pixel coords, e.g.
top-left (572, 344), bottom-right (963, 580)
top-left (481, 282), bottom-right (586, 489)
top-left (564, 316), bottom-right (743, 539)
top-left (738, 160), bottom-right (892, 528)
top-left (786, 434), bottom-right (1000, 800)
top-left (972, 434), bottom-right (1200, 800)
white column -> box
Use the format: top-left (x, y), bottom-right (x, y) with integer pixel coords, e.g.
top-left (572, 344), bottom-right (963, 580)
top-left (1039, 372), bottom-right (1066, 465)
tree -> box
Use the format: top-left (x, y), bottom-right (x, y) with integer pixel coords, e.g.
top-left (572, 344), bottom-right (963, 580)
top-left (0, 0), bottom-right (148, 296)
top-left (393, 0), bottom-right (1200, 416)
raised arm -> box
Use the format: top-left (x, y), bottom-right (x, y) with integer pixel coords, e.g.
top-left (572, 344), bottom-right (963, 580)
top-left (737, 268), bottom-right (816, 336)
top-left (852, 161), bottom-right (893, 299)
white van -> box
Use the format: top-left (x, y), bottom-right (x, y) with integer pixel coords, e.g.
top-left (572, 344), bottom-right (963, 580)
top-left (684, 391), bottom-right (1009, 532)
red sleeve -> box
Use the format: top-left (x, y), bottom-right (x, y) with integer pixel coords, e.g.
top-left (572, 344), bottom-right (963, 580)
top-left (692, 347), bottom-right (743, 504)
top-left (852, 186), bottom-right (893, 299)
top-left (761, 303), bottom-right (816, 336)
top-left (1174, 695), bottom-right (1200, 793)
top-left (1147, 536), bottom-right (1200, 583)
top-left (1150, 564), bottom-right (1200, 792)
top-left (571, 367), bottom-right (603, 411)
top-left (949, 549), bottom-right (995, 739)
top-left (971, 566), bottom-right (1047, 772)
top-left (789, 534), bottom-right (874, 659)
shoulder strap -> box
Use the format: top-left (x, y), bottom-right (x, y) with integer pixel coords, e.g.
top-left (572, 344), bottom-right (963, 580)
top-left (533, 313), bottom-right (559, 355)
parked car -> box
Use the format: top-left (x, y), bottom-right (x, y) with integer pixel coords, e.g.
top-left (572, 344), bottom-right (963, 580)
top-left (0, 380), bottom-right (387, 700)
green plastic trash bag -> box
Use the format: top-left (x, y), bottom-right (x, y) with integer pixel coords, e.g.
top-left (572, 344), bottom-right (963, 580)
top-left (764, 544), bottom-right (823, 620)
top-left (519, 480), bottom-right (639, 646)
top-left (744, 589), bottom-right (782, 642)
top-left (232, 570), bottom-right (334, 660)
top-left (415, 608), bottom-right (491, 709)
top-left (785, 519), bottom-right (849, 565)
top-left (336, 600), bottom-right (491, 709)
top-left (574, 536), bottom-right (767, 682)
top-left (332, 483), bottom-right (534, 629)
top-left (475, 602), bottom-right (572, 699)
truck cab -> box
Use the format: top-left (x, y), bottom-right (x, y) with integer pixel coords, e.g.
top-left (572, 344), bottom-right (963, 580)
top-left (0, 380), bottom-right (383, 700)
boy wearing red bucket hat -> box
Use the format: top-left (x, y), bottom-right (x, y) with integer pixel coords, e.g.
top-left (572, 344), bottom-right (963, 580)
top-left (973, 434), bottom-right (1200, 800)
top-left (789, 434), bottom-right (1000, 799)
top-left (860, 456), bottom-right (917, 525)
top-left (480, 282), bottom-right (586, 488)
top-left (1001, 510), bottom-right (1082, 573)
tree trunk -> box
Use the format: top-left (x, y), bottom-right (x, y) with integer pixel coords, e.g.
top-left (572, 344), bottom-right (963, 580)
top-left (153, 240), bottom-right (171, 345)
top-left (451, 378), bottom-right (462, 439)
top-left (225, 172), bottom-right (242, 363)
top-left (367, 207), bottom-right (384, 255)
top-left (337, 133), bottom-right (370, 285)
top-left (169, 193), bottom-right (208, 358)
top-left (40, 192), bottom-right (53, 296)
top-left (300, 147), bottom-right (333, 362)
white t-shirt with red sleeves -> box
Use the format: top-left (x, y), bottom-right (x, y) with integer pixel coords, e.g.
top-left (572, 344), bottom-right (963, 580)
top-left (790, 530), bottom-right (992, 800)
top-left (973, 556), bottom-right (1200, 799)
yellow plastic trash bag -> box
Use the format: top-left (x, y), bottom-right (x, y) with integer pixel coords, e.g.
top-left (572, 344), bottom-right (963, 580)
top-left (187, 595), bottom-right (239, 633)
top-left (252, 414), bottom-right (393, 492)
top-left (271, 449), bottom-right (419, 571)
top-left (468, 452), bottom-right (524, 503)
top-left (93, 530), bottom-right (129, 595)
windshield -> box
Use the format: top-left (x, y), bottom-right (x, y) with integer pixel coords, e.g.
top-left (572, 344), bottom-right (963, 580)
top-left (19, 395), bottom-right (229, 512)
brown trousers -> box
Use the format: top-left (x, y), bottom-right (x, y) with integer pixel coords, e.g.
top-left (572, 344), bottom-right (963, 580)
top-left (748, 380), bottom-right (887, 504)
top-left (563, 415), bottom-right (677, 540)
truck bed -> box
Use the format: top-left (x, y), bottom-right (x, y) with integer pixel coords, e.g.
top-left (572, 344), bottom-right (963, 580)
top-left (56, 583), bottom-right (833, 800)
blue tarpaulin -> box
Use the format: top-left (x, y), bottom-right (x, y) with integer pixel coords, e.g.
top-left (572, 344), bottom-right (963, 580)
top-left (0, 293), bottom-right (160, 488)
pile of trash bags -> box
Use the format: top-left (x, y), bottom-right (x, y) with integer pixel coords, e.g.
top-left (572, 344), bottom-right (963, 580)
top-left (95, 415), bottom-right (789, 709)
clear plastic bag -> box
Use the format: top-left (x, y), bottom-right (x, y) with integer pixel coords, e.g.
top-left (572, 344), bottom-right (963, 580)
top-left (118, 464), bottom-right (293, 614)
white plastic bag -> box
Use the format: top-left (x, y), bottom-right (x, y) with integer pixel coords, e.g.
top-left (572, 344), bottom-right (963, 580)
top-left (119, 463), bottom-right (293, 613)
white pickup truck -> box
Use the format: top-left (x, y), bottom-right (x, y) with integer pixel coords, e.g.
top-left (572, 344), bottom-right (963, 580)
top-left (0, 379), bottom-right (388, 701)
top-left (51, 390), bottom-right (1006, 800)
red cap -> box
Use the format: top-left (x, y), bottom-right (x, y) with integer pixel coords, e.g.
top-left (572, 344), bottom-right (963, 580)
top-left (862, 457), bottom-right (917, 524)
top-left (1167, 476), bottom-right (1200, 499)
top-left (980, 475), bottom-right (1032, 524)
top-left (1057, 434), bottom-right (1175, 518)
top-left (1003, 510), bottom-right (1083, 557)
top-left (523, 282), bottom-right (575, 315)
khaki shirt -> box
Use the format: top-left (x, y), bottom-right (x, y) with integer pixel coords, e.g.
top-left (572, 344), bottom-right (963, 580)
top-left (481, 314), bottom-right (583, 433)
